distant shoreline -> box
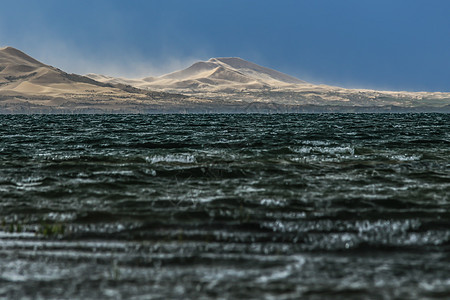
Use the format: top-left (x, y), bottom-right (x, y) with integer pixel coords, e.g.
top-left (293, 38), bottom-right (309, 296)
top-left (1, 105), bottom-right (449, 114)
top-left (2, 47), bottom-right (449, 113)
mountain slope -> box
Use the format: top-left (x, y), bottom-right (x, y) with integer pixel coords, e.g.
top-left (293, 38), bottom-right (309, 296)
top-left (208, 57), bottom-right (305, 84)
top-left (89, 57), bottom-right (307, 92)
top-left (0, 47), bottom-right (202, 113)
top-left (0, 46), bottom-right (120, 97)
top-left (1, 47), bottom-right (448, 113)
top-left (87, 56), bottom-right (450, 109)
top-left (155, 57), bottom-right (305, 84)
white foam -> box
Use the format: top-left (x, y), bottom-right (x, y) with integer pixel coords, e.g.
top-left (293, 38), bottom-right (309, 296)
top-left (146, 154), bottom-right (196, 164)
top-left (388, 154), bottom-right (422, 161)
top-left (290, 146), bottom-right (355, 155)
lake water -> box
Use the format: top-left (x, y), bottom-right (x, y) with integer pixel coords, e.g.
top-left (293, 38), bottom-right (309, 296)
top-left (0, 113), bottom-right (449, 299)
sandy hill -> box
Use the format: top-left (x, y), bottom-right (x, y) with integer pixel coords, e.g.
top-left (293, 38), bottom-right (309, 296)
top-left (87, 56), bottom-right (450, 109)
top-left (0, 46), bottom-right (121, 97)
top-left (0, 47), bottom-right (200, 113)
top-left (88, 57), bottom-right (308, 92)
top-left (1, 47), bottom-right (448, 113)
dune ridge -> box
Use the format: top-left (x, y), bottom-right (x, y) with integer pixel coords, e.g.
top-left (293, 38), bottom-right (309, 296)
top-left (0, 47), bottom-right (205, 113)
top-left (96, 57), bottom-right (309, 92)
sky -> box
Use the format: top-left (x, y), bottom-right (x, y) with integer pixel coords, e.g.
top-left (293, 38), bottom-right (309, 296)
top-left (0, 0), bottom-right (449, 92)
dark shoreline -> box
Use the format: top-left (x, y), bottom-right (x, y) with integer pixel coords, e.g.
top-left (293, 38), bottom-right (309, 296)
top-left (1, 104), bottom-right (449, 114)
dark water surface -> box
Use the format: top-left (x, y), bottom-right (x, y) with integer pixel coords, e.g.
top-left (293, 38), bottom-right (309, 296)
top-left (0, 114), bottom-right (449, 299)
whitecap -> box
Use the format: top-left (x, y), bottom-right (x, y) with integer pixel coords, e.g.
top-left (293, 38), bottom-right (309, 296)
top-left (145, 154), bottom-right (196, 164)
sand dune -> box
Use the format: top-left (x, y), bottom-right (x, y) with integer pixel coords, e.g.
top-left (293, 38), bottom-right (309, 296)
top-left (0, 46), bottom-right (120, 97)
top-left (1, 46), bottom-right (449, 113)
top-left (0, 46), bottom-right (182, 100)
top-left (0, 46), bottom-right (206, 113)
top-left (89, 57), bottom-right (308, 92)
top-left (87, 56), bottom-right (450, 109)
top-left (156, 57), bottom-right (305, 84)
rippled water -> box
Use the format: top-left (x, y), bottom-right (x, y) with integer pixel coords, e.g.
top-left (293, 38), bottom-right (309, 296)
top-left (0, 113), bottom-right (449, 299)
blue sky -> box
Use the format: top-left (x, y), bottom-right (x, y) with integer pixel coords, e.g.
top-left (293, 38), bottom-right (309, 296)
top-left (0, 0), bottom-right (449, 91)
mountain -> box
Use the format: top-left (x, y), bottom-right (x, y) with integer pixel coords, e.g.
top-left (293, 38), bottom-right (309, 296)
top-left (148, 57), bottom-right (306, 88)
top-left (1, 46), bottom-right (449, 113)
top-left (87, 57), bottom-right (450, 110)
top-left (88, 57), bottom-right (307, 92)
top-left (0, 46), bottom-right (114, 96)
top-left (0, 47), bottom-right (197, 113)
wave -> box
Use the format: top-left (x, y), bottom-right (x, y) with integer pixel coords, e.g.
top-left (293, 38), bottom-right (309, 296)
top-left (145, 154), bottom-right (197, 164)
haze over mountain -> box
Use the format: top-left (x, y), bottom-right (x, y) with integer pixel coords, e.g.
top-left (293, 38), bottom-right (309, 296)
top-left (1, 46), bottom-right (449, 113)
